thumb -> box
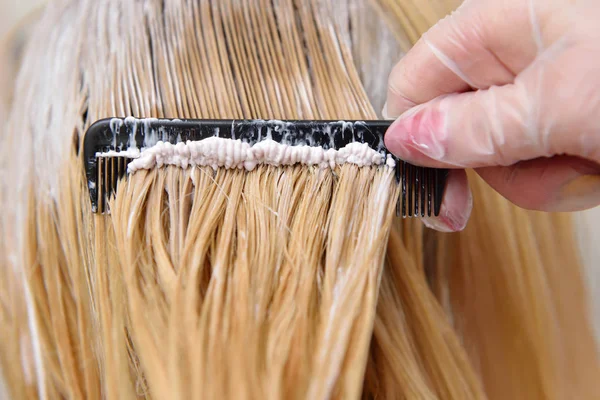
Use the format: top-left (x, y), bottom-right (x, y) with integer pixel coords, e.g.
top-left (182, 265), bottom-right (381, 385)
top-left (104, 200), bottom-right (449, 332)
top-left (383, 0), bottom-right (535, 118)
top-left (384, 81), bottom-right (600, 213)
top-left (384, 81), bottom-right (548, 170)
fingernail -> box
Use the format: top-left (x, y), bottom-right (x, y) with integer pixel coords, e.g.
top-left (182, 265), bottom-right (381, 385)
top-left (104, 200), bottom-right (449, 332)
top-left (382, 100), bottom-right (402, 119)
top-left (422, 215), bottom-right (456, 232)
top-left (422, 170), bottom-right (472, 232)
top-left (382, 102), bottom-right (392, 119)
top-left (385, 105), bottom-right (446, 161)
top-left (553, 174), bottom-right (600, 211)
top-left (385, 87), bottom-right (417, 119)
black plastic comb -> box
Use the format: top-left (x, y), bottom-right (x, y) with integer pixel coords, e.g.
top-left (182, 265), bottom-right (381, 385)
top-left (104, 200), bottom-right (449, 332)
top-left (83, 117), bottom-right (449, 216)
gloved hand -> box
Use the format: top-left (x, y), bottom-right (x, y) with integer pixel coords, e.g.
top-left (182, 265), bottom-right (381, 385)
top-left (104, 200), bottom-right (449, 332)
top-left (383, 0), bottom-right (600, 232)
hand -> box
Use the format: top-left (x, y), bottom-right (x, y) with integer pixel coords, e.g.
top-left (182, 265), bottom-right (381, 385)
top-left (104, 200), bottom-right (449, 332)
top-left (383, 0), bottom-right (600, 232)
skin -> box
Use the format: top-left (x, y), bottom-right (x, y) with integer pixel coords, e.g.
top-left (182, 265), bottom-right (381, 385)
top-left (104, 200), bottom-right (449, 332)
top-left (383, 0), bottom-right (600, 232)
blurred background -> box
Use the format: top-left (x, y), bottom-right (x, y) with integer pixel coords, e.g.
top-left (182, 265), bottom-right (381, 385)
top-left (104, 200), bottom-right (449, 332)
top-left (0, 1), bottom-right (44, 38)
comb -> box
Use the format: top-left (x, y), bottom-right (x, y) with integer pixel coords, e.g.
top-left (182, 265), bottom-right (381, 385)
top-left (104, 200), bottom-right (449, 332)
top-left (83, 117), bottom-right (449, 217)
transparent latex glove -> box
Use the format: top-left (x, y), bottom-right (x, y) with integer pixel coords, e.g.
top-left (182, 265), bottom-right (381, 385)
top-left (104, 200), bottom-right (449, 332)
top-left (383, 0), bottom-right (600, 232)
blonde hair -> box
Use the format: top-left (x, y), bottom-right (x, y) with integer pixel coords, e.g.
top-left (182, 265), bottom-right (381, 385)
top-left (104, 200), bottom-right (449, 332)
top-left (1, 0), bottom-right (598, 399)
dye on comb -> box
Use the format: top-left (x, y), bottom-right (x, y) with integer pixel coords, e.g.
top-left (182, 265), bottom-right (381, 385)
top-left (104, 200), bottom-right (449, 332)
top-left (83, 117), bottom-right (449, 217)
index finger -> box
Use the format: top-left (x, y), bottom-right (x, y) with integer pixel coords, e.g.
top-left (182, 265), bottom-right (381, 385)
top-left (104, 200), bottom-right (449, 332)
top-left (384, 0), bottom-right (522, 118)
top-left (384, 31), bottom-right (472, 118)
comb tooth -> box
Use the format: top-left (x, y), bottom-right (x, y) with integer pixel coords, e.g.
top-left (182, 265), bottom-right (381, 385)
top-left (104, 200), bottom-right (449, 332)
top-left (123, 157), bottom-right (128, 182)
top-left (111, 157), bottom-right (117, 198)
top-left (103, 156), bottom-right (109, 213)
top-left (403, 164), bottom-right (408, 217)
top-left (395, 163), bottom-right (401, 217)
top-left (402, 161), bottom-right (407, 217)
top-left (97, 157), bottom-right (104, 213)
top-left (427, 169), bottom-right (433, 217)
top-left (102, 157), bottom-right (107, 210)
top-left (423, 172), bottom-right (427, 217)
top-left (414, 166), bottom-right (420, 217)
top-left (121, 157), bottom-right (126, 181)
top-left (412, 166), bottom-right (417, 217)
top-left (420, 168), bottom-right (426, 217)
top-left (116, 156), bottom-right (122, 191)
top-left (410, 165), bottom-right (417, 217)
top-left (434, 169), bottom-right (448, 216)
top-left (125, 157), bottom-right (132, 184)
top-left (108, 158), bottom-right (113, 198)
top-left (408, 164), bottom-right (414, 217)
top-left (394, 162), bottom-right (401, 184)
top-left (123, 157), bottom-right (129, 185)
top-left (117, 158), bottom-right (122, 189)
top-left (433, 169), bottom-right (439, 216)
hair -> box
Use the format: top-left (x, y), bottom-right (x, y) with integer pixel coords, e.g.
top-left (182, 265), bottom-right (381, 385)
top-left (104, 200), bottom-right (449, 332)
top-left (1, 0), bottom-right (599, 399)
